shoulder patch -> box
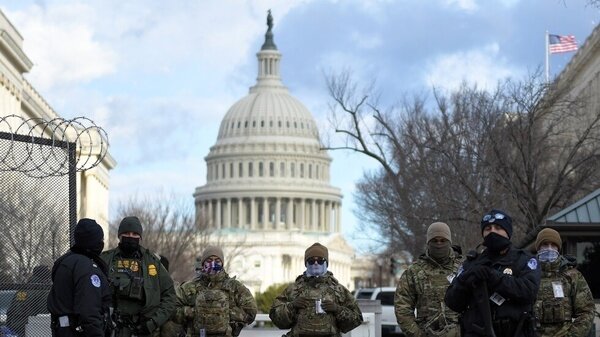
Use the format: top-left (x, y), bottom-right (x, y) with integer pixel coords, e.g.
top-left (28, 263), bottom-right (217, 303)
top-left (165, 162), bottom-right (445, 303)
top-left (148, 264), bottom-right (157, 276)
top-left (91, 274), bottom-right (101, 288)
top-left (527, 258), bottom-right (537, 270)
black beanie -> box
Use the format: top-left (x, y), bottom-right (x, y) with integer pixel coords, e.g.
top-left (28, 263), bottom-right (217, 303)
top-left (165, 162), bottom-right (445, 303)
top-left (118, 216), bottom-right (143, 237)
top-left (74, 218), bottom-right (104, 248)
top-left (480, 209), bottom-right (513, 238)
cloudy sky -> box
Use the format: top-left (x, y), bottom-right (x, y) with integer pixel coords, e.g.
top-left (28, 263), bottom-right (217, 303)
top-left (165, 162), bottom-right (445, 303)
top-left (1, 0), bottom-right (598, 252)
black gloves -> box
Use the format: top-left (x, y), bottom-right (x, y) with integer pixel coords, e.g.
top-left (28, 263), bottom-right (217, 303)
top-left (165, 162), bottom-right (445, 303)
top-left (292, 296), bottom-right (312, 309)
top-left (470, 265), bottom-right (491, 281)
top-left (459, 265), bottom-right (495, 287)
top-left (321, 299), bottom-right (339, 313)
top-left (135, 319), bottom-right (156, 335)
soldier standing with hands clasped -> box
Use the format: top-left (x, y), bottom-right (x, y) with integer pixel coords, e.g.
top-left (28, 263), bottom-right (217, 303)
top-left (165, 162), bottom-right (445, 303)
top-left (173, 245), bottom-right (257, 337)
top-left (101, 216), bottom-right (176, 337)
top-left (269, 242), bottom-right (363, 337)
top-left (533, 228), bottom-right (595, 337)
top-left (395, 222), bottom-right (463, 337)
top-left (445, 209), bottom-right (541, 337)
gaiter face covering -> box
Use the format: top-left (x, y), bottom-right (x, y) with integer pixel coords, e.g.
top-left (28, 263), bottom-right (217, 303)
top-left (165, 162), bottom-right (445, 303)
top-left (483, 232), bottom-right (511, 253)
top-left (119, 236), bottom-right (140, 256)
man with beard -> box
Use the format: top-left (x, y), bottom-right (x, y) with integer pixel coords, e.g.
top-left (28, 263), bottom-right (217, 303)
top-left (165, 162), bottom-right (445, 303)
top-left (444, 209), bottom-right (541, 337)
top-left (173, 246), bottom-right (257, 337)
top-left (395, 222), bottom-right (463, 337)
top-left (47, 218), bottom-right (112, 337)
top-left (269, 242), bottom-right (363, 337)
top-left (101, 216), bottom-right (176, 337)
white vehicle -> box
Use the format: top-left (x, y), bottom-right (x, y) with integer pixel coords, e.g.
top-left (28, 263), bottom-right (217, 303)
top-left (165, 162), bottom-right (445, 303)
top-left (354, 287), bottom-right (403, 337)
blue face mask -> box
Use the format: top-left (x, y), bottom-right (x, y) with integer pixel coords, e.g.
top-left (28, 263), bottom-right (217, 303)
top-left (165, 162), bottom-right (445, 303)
top-left (537, 248), bottom-right (559, 263)
top-left (202, 260), bottom-right (223, 275)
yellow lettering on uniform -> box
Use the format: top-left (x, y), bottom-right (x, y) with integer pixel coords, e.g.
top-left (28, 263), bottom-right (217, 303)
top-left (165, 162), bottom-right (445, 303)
top-left (148, 264), bottom-right (157, 276)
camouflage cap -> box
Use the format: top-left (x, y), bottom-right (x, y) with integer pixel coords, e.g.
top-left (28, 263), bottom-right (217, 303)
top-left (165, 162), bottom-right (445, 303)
top-left (118, 216), bottom-right (143, 237)
top-left (305, 242), bottom-right (328, 261)
top-left (535, 228), bottom-right (562, 252)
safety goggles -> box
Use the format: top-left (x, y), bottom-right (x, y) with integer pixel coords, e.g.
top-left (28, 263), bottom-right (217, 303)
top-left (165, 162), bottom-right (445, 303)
top-left (306, 257), bottom-right (327, 265)
top-left (482, 212), bottom-right (505, 223)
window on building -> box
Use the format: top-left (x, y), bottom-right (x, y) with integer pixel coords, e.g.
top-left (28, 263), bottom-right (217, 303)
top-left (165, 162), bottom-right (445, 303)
top-left (269, 162), bottom-right (275, 177)
top-left (222, 163), bottom-right (225, 179)
top-left (294, 122), bottom-right (297, 128)
top-left (316, 165), bottom-right (319, 179)
top-left (309, 164), bottom-right (312, 179)
top-left (252, 121), bottom-right (256, 127)
top-left (291, 163), bottom-right (295, 177)
top-left (239, 162), bottom-right (243, 178)
top-left (244, 121), bottom-right (248, 128)
top-left (237, 121), bottom-right (241, 128)
top-left (270, 120), bottom-right (273, 127)
top-left (261, 120), bottom-right (265, 127)
top-left (280, 162), bottom-right (285, 177)
top-left (259, 162), bottom-right (264, 177)
top-left (249, 162), bottom-right (254, 177)
top-left (278, 121), bottom-right (282, 127)
top-left (300, 163), bottom-right (304, 178)
top-left (230, 163), bottom-right (234, 178)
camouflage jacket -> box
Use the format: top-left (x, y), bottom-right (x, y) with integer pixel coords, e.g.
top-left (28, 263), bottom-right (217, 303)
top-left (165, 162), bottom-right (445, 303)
top-left (534, 255), bottom-right (595, 337)
top-left (394, 250), bottom-right (463, 337)
top-left (269, 271), bottom-right (363, 337)
top-left (174, 271), bottom-right (257, 337)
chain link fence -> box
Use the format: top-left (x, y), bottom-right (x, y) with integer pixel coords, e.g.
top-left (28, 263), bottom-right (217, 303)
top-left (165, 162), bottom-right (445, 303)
top-left (0, 115), bottom-right (108, 337)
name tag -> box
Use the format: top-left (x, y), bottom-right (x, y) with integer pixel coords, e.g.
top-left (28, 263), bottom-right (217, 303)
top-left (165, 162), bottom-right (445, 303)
top-left (552, 282), bottom-right (564, 298)
top-left (490, 292), bottom-right (506, 306)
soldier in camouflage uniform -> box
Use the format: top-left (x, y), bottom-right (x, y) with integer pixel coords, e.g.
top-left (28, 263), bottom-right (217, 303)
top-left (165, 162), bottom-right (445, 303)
top-left (269, 242), bottom-right (363, 337)
top-left (533, 228), bottom-right (595, 337)
top-left (101, 216), bottom-right (176, 337)
top-left (394, 222), bottom-right (463, 337)
top-left (173, 246), bottom-right (257, 337)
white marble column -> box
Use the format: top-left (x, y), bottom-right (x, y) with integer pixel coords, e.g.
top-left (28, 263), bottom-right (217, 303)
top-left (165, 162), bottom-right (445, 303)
top-left (319, 200), bottom-right (325, 231)
top-left (225, 198), bottom-right (231, 228)
top-left (250, 198), bottom-right (256, 230)
top-left (336, 202), bottom-right (341, 232)
top-left (286, 198), bottom-right (292, 229)
top-left (262, 198), bottom-right (268, 229)
top-left (215, 199), bottom-right (222, 229)
top-left (297, 198), bottom-right (306, 231)
top-left (208, 200), bottom-right (213, 228)
top-left (311, 199), bottom-right (317, 231)
top-left (237, 198), bottom-right (243, 228)
top-left (275, 197), bottom-right (281, 229)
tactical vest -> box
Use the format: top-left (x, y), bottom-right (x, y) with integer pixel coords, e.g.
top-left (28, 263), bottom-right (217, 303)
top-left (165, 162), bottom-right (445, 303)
top-left (534, 267), bottom-right (575, 324)
top-left (192, 280), bottom-right (232, 335)
top-left (291, 280), bottom-right (339, 336)
top-left (415, 258), bottom-right (461, 336)
top-left (111, 257), bottom-right (144, 301)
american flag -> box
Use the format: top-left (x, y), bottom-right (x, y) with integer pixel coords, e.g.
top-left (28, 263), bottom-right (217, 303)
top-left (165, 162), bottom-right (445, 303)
top-left (548, 34), bottom-right (578, 54)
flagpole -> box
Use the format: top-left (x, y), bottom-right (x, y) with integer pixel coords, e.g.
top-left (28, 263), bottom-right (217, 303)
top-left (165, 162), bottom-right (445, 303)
top-left (545, 30), bottom-right (550, 83)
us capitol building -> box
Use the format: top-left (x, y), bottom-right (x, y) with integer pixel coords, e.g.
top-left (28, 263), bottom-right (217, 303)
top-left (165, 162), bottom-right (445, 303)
top-left (193, 13), bottom-right (355, 293)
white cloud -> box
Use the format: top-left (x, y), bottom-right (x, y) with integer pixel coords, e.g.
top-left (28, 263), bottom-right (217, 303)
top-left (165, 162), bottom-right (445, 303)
top-left (8, 4), bottom-right (117, 91)
top-left (423, 42), bottom-right (524, 90)
top-left (443, 0), bottom-right (479, 12)
top-left (350, 31), bottom-right (383, 50)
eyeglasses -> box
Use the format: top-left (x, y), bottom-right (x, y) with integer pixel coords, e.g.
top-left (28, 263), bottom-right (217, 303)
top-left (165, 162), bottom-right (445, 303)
top-left (482, 212), bottom-right (505, 223)
top-left (306, 257), bottom-right (327, 265)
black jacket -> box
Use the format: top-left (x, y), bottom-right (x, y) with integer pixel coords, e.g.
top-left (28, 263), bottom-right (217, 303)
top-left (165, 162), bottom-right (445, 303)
top-left (444, 246), bottom-right (541, 337)
top-left (47, 251), bottom-right (111, 337)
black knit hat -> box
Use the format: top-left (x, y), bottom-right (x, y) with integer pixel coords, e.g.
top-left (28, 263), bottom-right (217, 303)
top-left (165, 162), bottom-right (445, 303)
top-left (118, 216), bottom-right (143, 237)
top-left (74, 218), bottom-right (104, 248)
top-left (480, 209), bottom-right (513, 238)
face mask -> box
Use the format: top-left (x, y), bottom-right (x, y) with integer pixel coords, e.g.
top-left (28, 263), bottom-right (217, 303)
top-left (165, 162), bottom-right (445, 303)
top-left (306, 261), bottom-right (328, 277)
top-left (427, 241), bottom-right (451, 261)
top-left (118, 236), bottom-right (140, 256)
top-left (89, 241), bottom-right (104, 256)
top-left (202, 260), bottom-right (223, 275)
top-left (483, 232), bottom-right (511, 253)
top-left (537, 248), bottom-right (559, 262)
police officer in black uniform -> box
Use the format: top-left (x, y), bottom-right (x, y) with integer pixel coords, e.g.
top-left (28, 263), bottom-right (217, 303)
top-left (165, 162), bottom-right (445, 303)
top-left (444, 209), bottom-right (541, 337)
top-left (47, 218), bottom-right (112, 337)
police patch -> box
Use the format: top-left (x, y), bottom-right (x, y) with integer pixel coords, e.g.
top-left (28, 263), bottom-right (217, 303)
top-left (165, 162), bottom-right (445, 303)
top-left (90, 274), bottom-right (101, 288)
top-left (527, 258), bottom-right (537, 270)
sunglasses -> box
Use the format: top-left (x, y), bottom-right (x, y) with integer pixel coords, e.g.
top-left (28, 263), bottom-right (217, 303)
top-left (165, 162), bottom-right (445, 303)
top-left (306, 257), bottom-right (327, 265)
top-left (482, 212), bottom-right (505, 223)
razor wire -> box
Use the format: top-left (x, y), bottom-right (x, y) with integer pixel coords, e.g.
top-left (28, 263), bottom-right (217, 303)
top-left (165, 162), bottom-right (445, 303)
top-left (0, 114), bottom-right (109, 177)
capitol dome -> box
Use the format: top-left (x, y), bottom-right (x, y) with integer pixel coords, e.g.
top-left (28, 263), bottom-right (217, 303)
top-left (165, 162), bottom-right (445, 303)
top-left (193, 12), bottom-right (353, 293)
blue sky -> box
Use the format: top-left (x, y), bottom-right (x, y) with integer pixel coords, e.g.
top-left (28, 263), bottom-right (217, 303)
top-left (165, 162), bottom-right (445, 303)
top-left (1, 0), bottom-right (598, 252)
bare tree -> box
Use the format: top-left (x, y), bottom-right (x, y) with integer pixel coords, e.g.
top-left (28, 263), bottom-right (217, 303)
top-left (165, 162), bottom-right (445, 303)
top-left (110, 194), bottom-right (247, 283)
top-left (0, 174), bottom-right (68, 283)
top-left (325, 70), bottom-right (600, 256)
